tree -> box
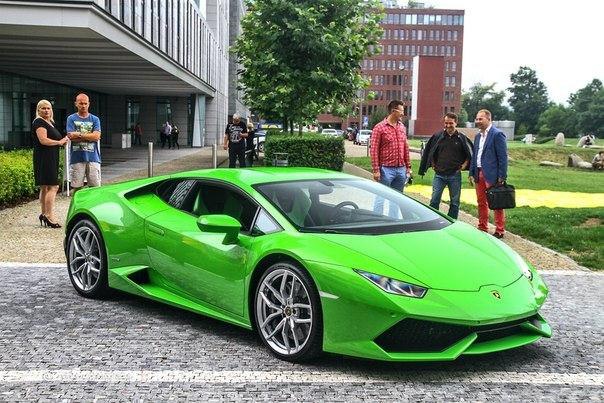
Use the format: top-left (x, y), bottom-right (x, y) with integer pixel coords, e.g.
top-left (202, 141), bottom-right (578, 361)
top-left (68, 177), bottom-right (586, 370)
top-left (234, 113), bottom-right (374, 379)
top-left (507, 66), bottom-right (549, 134)
top-left (368, 105), bottom-right (388, 129)
top-left (536, 104), bottom-right (574, 136)
top-left (457, 108), bottom-right (468, 125)
top-left (233, 0), bottom-right (383, 133)
top-left (568, 79), bottom-right (604, 137)
top-left (461, 83), bottom-right (511, 122)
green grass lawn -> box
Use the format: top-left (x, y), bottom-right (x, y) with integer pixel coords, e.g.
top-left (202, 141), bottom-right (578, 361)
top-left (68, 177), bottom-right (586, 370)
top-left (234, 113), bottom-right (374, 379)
top-left (347, 145), bottom-right (604, 270)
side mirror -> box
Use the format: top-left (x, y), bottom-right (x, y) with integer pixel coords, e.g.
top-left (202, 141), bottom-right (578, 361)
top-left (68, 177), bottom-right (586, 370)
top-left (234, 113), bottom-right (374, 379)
top-left (197, 214), bottom-right (241, 244)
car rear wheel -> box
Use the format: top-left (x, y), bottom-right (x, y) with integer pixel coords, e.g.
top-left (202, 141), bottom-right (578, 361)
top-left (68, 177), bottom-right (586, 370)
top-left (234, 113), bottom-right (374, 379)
top-left (66, 219), bottom-right (108, 298)
top-left (258, 141), bottom-right (265, 153)
top-left (254, 262), bottom-right (322, 362)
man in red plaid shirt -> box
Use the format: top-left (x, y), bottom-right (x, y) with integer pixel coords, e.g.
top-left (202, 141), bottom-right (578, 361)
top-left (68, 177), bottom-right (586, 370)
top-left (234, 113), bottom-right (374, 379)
top-left (370, 100), bottom-right (412, 188)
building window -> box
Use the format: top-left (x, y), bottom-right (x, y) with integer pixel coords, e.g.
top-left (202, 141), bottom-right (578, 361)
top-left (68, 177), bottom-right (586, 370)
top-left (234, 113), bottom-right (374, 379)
top-left (134, 0), bottom-right (143, 35)
top-left (123, 0), bottom-right (133, 28)
top-left (126, 99), bottom-right (140, 133)
top-left (144, 0), bottom-right (152, 41)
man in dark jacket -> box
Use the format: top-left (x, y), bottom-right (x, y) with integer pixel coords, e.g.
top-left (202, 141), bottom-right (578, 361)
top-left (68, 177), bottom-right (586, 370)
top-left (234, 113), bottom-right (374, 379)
top-left (418, 112), bottom-right (472, 219)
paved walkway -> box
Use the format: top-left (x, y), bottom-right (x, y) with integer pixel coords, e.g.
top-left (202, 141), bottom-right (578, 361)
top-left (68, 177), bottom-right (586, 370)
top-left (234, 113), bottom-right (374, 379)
top-left (0, 146), bottom-right (228, 264)
top-left (0, 141), bottom-right (588, 271)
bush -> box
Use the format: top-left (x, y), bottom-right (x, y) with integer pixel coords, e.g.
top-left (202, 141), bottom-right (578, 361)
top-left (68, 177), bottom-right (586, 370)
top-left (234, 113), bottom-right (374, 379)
top-left (264, 133), bottom-right (345, 171)
top-left (0, 149), bottom-right (36, 206)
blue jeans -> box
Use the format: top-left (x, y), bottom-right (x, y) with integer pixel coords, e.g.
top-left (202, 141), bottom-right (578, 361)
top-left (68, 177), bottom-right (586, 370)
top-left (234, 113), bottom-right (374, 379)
top-left (430, 172), bottom-right (462, 219)
top-left (374, 166), bottom-right (407, 217)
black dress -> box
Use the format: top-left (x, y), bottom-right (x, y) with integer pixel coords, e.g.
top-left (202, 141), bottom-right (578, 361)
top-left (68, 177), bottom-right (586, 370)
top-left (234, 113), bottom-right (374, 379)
top-left (32, 118), bottom-right (62, 186)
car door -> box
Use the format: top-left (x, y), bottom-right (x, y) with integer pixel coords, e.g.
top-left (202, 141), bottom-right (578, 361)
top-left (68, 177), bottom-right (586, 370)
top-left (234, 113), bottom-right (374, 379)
top-left (145, 179), bottom-right (258, 317)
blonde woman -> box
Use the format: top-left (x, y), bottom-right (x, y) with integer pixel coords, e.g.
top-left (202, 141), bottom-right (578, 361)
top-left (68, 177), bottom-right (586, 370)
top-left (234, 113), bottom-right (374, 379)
top-left (32, 99), bottom-right (68, 228)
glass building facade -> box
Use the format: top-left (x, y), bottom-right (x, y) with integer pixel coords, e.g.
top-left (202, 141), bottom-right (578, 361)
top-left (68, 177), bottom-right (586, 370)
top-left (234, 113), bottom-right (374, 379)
top-left (0, 72), bottom-right (107, 148)
top-left (0, 0), bottom-right (235, 149)
top-left (93, 0), bottom-right (217, 89)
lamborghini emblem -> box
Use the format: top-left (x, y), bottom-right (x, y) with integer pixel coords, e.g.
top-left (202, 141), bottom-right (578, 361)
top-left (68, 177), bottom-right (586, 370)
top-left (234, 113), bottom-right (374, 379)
top-left (491, 291), bottom-right (501, 299)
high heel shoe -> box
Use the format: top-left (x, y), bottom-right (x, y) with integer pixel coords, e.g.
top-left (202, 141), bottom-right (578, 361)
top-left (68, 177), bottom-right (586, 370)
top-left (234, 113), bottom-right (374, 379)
top-left (42, 215), bottom-right (62, 229)
top-left (39, 214), bottom-right (45, 227)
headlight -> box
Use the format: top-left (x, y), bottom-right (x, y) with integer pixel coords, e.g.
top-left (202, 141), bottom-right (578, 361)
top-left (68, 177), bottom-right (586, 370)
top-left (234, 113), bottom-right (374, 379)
top-left (522, 265), bottom-right (533, 281)
top-left (355, 270), bottom-right (427, 298)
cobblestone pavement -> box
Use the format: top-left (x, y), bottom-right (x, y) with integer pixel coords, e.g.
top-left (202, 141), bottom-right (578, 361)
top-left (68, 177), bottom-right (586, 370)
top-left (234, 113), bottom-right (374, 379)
top-left (0, 265), bottom-right (602, 401)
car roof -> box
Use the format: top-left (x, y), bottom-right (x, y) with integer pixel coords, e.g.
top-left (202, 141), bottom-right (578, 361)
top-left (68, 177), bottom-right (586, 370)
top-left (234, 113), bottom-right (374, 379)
top-left (169, 167), bottom-right (354, 186)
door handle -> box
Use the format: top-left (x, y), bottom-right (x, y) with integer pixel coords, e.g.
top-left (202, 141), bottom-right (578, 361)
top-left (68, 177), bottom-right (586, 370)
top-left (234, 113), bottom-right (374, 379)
top-left (148, 224), bottom-right (165, 236)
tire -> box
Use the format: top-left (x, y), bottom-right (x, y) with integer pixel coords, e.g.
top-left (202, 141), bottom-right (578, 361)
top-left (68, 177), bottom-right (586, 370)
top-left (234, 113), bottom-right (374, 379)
top-left (254, 261), bottom-right (323, 362)
top-left (66, 219), bottom-right (109, 298)
top-left (258, 142), bottom-right (265, 153)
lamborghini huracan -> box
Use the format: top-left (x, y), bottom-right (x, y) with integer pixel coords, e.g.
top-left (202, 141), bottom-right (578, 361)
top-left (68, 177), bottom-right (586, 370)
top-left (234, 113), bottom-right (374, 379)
top-left (64, 167), bottom-right (551, 362)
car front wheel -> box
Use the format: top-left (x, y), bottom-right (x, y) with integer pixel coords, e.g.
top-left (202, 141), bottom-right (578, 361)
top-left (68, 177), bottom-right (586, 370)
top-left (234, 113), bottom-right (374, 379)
top-left (254, 262), bottom-right (322, 362)
top-left (66, 219), bottom-right (109, 298)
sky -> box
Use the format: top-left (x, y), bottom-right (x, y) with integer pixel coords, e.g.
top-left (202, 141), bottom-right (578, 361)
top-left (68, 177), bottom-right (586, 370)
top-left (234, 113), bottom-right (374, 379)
top-left (400, 0), bottom-right (603, 104)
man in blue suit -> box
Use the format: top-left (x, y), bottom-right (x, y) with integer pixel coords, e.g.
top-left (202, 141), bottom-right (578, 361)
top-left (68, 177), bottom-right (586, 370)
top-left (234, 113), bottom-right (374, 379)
top-left (469, 109), bottom-right (508, 238)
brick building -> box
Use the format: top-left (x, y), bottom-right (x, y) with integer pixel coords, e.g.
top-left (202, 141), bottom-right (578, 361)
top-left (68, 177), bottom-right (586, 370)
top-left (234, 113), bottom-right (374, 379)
top-left (318, 5), bottom-right (464, 136)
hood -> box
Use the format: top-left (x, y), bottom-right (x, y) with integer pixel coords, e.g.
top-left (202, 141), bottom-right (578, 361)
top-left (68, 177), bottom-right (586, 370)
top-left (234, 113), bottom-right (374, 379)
top-left (314, 222), bottom-right (523, 291)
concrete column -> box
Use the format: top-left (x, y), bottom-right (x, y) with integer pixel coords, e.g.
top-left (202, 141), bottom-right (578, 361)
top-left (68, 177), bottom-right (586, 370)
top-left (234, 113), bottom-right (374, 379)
top-left (140, 96), bottom-right (157, 144)
top-left (105, 94), bottom-right (126, 137)
top-left (193, 94), bottom-right (206, 147)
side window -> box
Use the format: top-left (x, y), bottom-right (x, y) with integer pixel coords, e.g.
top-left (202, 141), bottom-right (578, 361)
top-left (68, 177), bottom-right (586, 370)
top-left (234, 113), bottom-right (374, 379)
top-left (252, 209), bottom-right (281, 236)
top-left (188, 182), bottom-right (258, 232)
top-left (156, 179), bottom-right (196, 210)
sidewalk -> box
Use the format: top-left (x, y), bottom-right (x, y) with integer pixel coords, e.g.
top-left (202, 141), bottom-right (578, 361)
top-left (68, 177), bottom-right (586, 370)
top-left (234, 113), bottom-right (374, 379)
top-left (0, 146), bottom-right (229, 264)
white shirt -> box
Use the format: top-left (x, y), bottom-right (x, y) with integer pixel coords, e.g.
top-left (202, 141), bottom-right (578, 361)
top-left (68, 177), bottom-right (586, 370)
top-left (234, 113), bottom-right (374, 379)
top-left (476, 124), bottom-right (492, 168)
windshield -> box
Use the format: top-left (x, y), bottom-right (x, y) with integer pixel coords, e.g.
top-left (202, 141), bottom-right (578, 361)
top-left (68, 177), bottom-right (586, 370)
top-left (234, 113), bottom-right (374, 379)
top-left (255, 179), bottom-right (450, 234)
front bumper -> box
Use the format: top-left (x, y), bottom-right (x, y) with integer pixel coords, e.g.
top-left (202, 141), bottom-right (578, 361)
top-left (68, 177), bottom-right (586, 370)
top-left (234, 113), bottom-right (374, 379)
top-left (309, 261), bottom-right (551, 361)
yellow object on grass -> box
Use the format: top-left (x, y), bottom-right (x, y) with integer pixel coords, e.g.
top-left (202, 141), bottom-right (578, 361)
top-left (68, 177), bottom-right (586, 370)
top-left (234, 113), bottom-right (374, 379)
top-left (406, 184), bottom-right (604, 208)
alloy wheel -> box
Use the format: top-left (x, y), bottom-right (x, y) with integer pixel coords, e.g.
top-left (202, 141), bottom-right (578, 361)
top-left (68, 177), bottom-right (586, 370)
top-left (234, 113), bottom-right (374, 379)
top-left (256, 264), bottom-right (313, 356)
top-left (68, 226), bottom-right (102, 292)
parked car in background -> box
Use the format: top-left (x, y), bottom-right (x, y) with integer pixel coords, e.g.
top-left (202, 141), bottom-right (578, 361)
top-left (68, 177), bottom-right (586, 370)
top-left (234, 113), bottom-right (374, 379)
top-left (356, 129), bottom-right (372, 145)
top-left (254, 130), bottom-right (266, 153)
top-left (321, 128), bottom-right (338, 137)
top-left (335, 129), bottom-right (344, 138)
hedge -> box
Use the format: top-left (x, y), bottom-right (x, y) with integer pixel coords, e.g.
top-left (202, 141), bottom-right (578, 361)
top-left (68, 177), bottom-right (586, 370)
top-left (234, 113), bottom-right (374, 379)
top-left (0, 149), bottom-right (37, 206)
top-left (264, 133), bottom-right (345, 171)
top-left (0, 149), bottom-right (67, 206)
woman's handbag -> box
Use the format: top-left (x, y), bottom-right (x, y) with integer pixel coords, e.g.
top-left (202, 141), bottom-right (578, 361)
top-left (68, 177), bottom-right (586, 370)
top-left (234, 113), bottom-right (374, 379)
top-left (485, 182), bottom-right (516, 209)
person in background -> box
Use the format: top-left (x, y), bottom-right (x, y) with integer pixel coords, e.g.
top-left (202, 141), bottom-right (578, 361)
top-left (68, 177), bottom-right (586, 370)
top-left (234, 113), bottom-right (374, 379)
top-left (160, 121), bottom-right (171, 149)
top-left (245, 122), bottom-right (256, 167)
top-left (223, 113), bottom-right (248, 168)
top-left (133, 122), bottom-right (143, 146)
top-left (66, 93), bottom-right (102, 193)
top-left (370, 100), bottom-right (411, 217)
top-left (418, 112), bottom-right (472, 219)
top-left (468, 109), bottom-right (508, 238)
top-left (370, 100), bottom-right (412, 191)
top-left (32, 99), bottom-right (69, 228)
top-left (170, 124), bottom-right (180, 149)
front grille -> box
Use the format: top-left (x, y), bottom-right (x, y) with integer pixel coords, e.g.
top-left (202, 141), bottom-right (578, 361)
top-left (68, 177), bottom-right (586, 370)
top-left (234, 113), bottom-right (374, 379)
top-left (375, 315), bottom-right (535, 353)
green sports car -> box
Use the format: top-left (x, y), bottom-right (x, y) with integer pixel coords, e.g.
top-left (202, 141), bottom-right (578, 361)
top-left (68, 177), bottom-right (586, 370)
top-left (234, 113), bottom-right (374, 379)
top-left (64, 167), bottom-right (551, 362)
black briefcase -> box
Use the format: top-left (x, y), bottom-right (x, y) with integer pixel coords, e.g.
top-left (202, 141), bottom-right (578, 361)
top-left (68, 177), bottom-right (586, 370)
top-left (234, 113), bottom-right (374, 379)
top-left (485, 183), bottom-right (516, 210)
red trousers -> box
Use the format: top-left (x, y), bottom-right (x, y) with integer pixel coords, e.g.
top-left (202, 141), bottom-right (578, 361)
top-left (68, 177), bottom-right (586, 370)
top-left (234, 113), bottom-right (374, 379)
top-left (476, 170), bottom-right (505, 233)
